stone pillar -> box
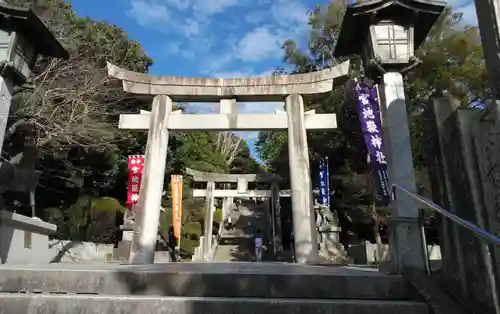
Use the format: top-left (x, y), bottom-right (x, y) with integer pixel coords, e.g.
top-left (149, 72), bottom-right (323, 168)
top-left (473, 0), bottom-right (500, 120)
top-left (222, 197), bottom-right (232, 220)
top-left (222, 198), bottom-right (228, 219)
top-left (379, 72), bottom-right (425, 272)
top-left (432, 97), bottom-right (467, 291)
top-left (0, 77), bottom-right (13, 154)
top-left (203, 181), bottom-right (215, 258)
top-left (266, 196), bottom-right (275, 255)
top-left (285, 94), bottom-right (319, 264)
top-left (271, 182), bottom-right (283, 253)
top-left (129, 95), bottom-right (171, 264)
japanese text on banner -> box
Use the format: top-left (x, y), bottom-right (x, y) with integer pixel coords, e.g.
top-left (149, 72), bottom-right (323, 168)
top-left (317, 157), bottom-right (330, 206)
top-left (127, 155), bottom-right (145, 209)
top-left (171, 175), bottom-right (183, 241)
top-left (354, 83), bottom-right (390, 204)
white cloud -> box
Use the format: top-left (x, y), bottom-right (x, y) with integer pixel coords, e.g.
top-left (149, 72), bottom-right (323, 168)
top-left (126, 0), bottom-right (240, 37)
top-left (165, 0), bottom-right (191, 10)
top-left (234, 27), bottom-right (282, 61)
top-left (231, 0), bottom-right (310, 63)
top-left (127, 0), bottom-right (170, 27)
top-left (126, 0), bottom-right (206, 37)
top-left (184, 18), bottom-right (202, 36)
top-left (447, 0), bottom-right (473, 7)
top-left (201, 53), bottom-right (234, 74)
top-left (167, 42), bottom-right (180, 54)
top-left (181, 50), bottom-right (196, 59)
top-left (165, 42), bottom-right (196, 59)
top-left (455, 2), bottom-right (478, 26)
top-left (126, 0), bottom-right (312, 70)
top-left (245, 11), bottom-right (267, 24)
top-left (192, 0), bottom-right (239, 16)
top-left (270, 0), bottom-right (309, 28)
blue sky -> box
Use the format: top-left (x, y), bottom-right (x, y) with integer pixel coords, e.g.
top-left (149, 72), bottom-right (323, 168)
top-left (67, 0), bottom-right (478, 161)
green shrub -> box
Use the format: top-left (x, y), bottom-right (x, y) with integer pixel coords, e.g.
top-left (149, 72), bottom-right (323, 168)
top-left (92, 197), bottom-right (126, 213)
top-left (213, 207), bottom-right (222, 223)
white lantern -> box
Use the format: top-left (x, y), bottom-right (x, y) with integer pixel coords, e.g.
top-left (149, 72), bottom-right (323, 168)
top-left (363, 21), bottom-right (415, 66)
top-left (334, 0), bottom-right (445, 77)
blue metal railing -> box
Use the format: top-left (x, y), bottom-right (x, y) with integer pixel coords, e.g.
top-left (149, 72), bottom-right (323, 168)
top-left (391, 184), bottom-right (500, 274)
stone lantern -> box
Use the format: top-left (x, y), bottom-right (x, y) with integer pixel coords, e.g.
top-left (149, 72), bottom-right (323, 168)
top-left (334, 0), bottom-right (445, 273)
top-left (0, 2), bottom-right (68, 153)
top-left (334, 0), bottom-right (445, 77)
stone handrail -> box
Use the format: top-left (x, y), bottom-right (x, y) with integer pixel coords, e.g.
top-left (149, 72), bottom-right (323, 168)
top-left (0, 210), bottom-right (56, 235)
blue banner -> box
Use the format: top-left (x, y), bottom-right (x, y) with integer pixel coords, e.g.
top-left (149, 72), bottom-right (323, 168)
top-left (354, 83), bottom-right (390, 204)
top-left (317, 156), bottom-right (330, 206)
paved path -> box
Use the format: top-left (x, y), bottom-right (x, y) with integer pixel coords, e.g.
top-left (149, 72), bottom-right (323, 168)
top-left (213, 203), bottom-right (268, 262)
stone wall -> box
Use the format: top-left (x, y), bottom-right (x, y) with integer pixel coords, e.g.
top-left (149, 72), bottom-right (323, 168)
top-left (0, 211), bottom-right (56, 265)
top-left (347, 242), bottom-right (441, 265)
top-left (48, 240), bottom-right (115, 263)
top-left (48, 240), bottom-right (171, 264)
top-left (427, 96), bottom-right (500, 313)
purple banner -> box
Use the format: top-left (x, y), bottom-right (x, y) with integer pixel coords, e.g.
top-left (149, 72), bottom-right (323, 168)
top-left (354, 83), bottom-right (390, 204)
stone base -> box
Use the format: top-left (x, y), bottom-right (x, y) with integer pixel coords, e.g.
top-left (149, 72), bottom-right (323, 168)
top-left (318, 229), bottom-right (348, 264)
top-left (0, 210), bottom-right (56, 264)
top-left (113, 241), bottom-right (131, 262)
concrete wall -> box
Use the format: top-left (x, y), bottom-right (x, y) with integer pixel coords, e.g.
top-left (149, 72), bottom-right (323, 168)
top-left (1, 225), bottom-right (53, 264)
top-left (0, 211), bottom-right (56, 265)
top-left (48, 240), bottom-right (171, 264)
top-left (347, 242), bottom-right (441, 265)
top-left (48, 240), bottom-right (115, 263)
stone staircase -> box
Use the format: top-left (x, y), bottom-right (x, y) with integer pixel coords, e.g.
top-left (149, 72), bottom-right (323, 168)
top-left (0, 262), bottom-right (435, 314)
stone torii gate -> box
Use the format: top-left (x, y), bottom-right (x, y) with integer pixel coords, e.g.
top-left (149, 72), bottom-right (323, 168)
top-left (107, 60), bottom-right (349, 264)
top-left (186, 167), bottom-right (286, 258)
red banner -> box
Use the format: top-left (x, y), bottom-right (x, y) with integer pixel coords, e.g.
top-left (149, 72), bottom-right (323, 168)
top-left (127, 155), bottom-right (145, 209)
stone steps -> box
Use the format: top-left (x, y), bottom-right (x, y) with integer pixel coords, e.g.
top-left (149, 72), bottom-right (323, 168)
top-left (0, 263), bottom-right (410, 300)
top-left (0, 262), bottom-right (430, 314)
top-left (0, 294), bottom-right (430, 314)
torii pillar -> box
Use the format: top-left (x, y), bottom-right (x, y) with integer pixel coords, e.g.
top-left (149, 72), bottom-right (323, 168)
top-left (203, 181), bottom-right (215, 257)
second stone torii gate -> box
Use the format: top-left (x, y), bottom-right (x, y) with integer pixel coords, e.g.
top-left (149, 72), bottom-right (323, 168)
top-left (107, 60), bottom-right (349, 264)
top-left (186, 167), bottom-right (286, 258)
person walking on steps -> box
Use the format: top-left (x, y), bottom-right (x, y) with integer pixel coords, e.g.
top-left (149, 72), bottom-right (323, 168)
top-left (254, 229), bottom-right (263, 262)
top-left (226, 215), bottom-right (233, 231)
top-left (168, 225), bottom-right (178, 262)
